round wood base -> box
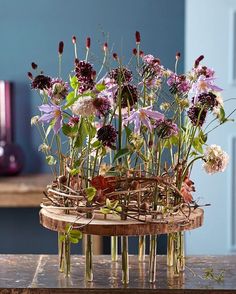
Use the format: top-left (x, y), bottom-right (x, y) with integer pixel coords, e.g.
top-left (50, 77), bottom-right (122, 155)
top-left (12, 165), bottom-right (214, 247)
top-left (39, 207), bottom-right (204, 236)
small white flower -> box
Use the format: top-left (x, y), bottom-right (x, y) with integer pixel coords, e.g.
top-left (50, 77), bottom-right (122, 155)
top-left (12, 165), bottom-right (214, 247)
top-left (31, 115), bottom-right (40, 125)
top-left (71, 96), bottom-right (96, 116)
top-left (38, 143), bottom-right (50, 153)
top-left (203, 144), bottom-right (229, 175)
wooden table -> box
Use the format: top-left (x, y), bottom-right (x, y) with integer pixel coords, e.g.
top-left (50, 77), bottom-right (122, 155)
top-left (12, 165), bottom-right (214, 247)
top-left (0, 174), bottom-right (52, 207)
top-left (0, 255), bottom-right (235, 293)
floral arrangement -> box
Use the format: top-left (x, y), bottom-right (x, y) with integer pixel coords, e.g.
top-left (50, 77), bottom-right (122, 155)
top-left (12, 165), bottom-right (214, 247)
top-left (29, 32), bottom-right (231, 282)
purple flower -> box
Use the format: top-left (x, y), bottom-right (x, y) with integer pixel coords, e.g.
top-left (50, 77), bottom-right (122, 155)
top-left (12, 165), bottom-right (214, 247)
top-left (191, 75), bottom-right (222, 102)
top-left (38, 104), bottom-right (62, 134)
top-left (75, 60), bottom-right (95, 93)
top-left (97, 125), bottom-right (117, 147)
top-left (167, 73), bottom-right (191, 94)
top-left (31, 74), bottom-right (51, 90)
top-left (123, 106), bottom-right (164, 134)
top-left (93, 97), bottom-right (111, 116)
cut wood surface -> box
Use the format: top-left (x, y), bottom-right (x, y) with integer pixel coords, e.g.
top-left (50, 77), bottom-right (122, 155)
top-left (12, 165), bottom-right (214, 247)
top-left (0, 174), bottom-right (53, 207)
top-left (40, 207), bottom-right (204, 236)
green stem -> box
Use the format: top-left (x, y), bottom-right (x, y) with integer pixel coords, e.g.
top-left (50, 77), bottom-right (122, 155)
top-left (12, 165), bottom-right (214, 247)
top-left (121, 236), bottom-right (129, 284)
top-left (149, 235), bottom-right (157, 283)
top-left (111, 236), bottom-right (118, 262)
top-left (85, 234), bottom-right (93, 281)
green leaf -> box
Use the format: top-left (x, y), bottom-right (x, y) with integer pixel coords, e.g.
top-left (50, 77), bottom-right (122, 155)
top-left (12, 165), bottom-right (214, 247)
top-left (69, 237), bottom-right (79, 244)
top-left (59, 235), bottom-right (66, 242)
top-left (70, 229), bottom-right (83, 239)
top-left (91, 140), bottom-right (101, 148)
top-left (113, 148), bottom-right (130, 162)
top-left (95, 83), bottom-right (106, 92)
top-left (85, 187), bottom-right (97, 202)
top-left (69, 168), bottom-right (79, 176)
top-left (125, 126), bottom-right (132, 139)
top-left (45, 119), bottom-right (55, 138)
top-left (70, 76), bottom-right (79, 90)
top-left (46, 155), bottom-right (57, 165)
top-left (64, 92), bottom-right (79, 109)
top-left (74, 119), bottom-right (88, 148)
top-left (199, 129), bottom-right (207, 144)
top-left (62, 124), bottom-right (78, 137)
top-left (192, 138), bottom-right (203, 154)
top-left (115, 206), bottom-right (122, 212)
top-left (100, 208), bottom-right (111, 214)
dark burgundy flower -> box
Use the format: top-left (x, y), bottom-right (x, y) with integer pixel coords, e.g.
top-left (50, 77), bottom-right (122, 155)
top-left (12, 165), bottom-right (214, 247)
top-left (108, 67), bottom-right (132, 84)
top-left (196, 92), bottom-right (218, 110)
top-left (86, 37), bottom-right (91, 49)
top-left (114, 84), bottom-right (138, 108)
top-left (75, 60), bottom-right (95, 93)
top-left (93, 97), bottom-right (111, 116)
top-left (194, 55), bottom-right (204, 68)
top-left (187, 105), bottom-right (207, 127)
top-left (31, 74), bottom-right (51, 90)
top-left (68, 116), bottom-right (80, 127)
top-left (97, 125), bottom-right (117, 147)
top-left (155, 119), bottom-right (178, 139)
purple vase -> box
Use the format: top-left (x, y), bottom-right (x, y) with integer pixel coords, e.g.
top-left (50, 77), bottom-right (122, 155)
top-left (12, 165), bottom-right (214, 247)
top-left (0, 81), bottom-right (24, 176)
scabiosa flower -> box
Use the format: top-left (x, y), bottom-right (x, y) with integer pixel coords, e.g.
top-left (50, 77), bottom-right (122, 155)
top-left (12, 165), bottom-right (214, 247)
top-left (167, 73), bottom-right (191, 94)
top-left (108, 67), bottom-right (132, 84)
top-left (71, 96), bottom-right (96, 117)
top-left (203, 145), bottom-right (229, 175)
top-left (114, 84), bottom-right (138, 108)
top-left (75, 60), bottom-right (95, 93)
top-left (38, 104), bottom-right (62, 134)
top-left (31, 74), bottom-right (51, 90)
top-left (195, 66), bottom-right (215, 78)
top-left (155, 119), bottom-right (179, 139)
top-left (187, 105), bottom-right (207, 127)
top-left (197, 92), bottom-right (218, 111)
top-left (92, 97), bottom-right (111, 116)
top-left (123, 106), bottom-right (164, 134)
top-left (97, 125), bottom-right (117, 147)
top-left (48, 78), bottom-right (69, 102)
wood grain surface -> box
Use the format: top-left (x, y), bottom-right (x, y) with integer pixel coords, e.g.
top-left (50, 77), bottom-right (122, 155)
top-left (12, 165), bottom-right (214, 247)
top-left (40, 207), bottom-right (204, 236)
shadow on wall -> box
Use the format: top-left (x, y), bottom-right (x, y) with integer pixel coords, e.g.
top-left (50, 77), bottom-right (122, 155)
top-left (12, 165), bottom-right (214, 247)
top-left (12, 82), bottom-right (43, 173)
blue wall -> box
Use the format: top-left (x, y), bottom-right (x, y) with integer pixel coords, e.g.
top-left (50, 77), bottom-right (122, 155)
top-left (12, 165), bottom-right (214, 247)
top-left (0, 0), bottom-right (185, 173)
top-left (0, 0), bottom-right (184, 254)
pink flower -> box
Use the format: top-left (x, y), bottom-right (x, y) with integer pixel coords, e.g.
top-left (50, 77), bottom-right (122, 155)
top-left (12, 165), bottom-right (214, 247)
top-left (38, 104), bottom-right (62, 134)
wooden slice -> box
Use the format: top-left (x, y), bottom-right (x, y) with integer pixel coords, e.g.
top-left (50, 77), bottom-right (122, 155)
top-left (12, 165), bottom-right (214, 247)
top-left (39, 207), bottom-right (204, 236)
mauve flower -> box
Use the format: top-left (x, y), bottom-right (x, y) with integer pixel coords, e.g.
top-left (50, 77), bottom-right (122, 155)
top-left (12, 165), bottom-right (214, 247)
top-left (203, 145), bottom-right (229, 175)
top-left (123, 106), bottom-right (164, 134)
top-left (38, 104), bottom-right (62, 134)
top-left (92, 97), bottom-right (111, 116)
top-left (167, 73), bottom-right (191, 94)
top-left (197, 92), bottom-right (218, 111)
top-left (97, 125), bottom-right (117, 147)
top-left (71, 96), bottom-right (96, 117)
top-left (195, 66), bottom-right (215, 78)
top-left (191, 75), bottom-right (222, 102)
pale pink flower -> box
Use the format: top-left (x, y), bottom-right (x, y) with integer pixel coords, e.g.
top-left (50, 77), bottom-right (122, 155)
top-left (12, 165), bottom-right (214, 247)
top-left (203, 145), bottom-right (229, 175)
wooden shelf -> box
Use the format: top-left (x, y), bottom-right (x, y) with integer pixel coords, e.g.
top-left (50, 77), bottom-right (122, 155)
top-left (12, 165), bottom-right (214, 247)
top-left (0, 174), bottom-right (52, 207)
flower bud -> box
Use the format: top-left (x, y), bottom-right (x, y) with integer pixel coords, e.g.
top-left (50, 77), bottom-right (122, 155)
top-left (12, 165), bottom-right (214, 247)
top-left (31, 115), bottom-right (40, 125)
top-left (112, 52), bottom-right (118, 60)
top-left (74, 58), bottom-right (79, 65)
top-left (58, 41), bottom-right (64, 55)
top-left (135, 31), bottom-right (141, 44)
top-left (194, 55), bottom-right (204, 68)
top-left (31, 62), bottom-right (38, 70)
top-left (103, 42), bottom-right (108, 52)
top-left (132, 48), bottom-right (137, 55)
top-left (27, 72), bottom-right (33, 80)
top-left (72, 35), bottom-right (76, 44)
top-left (139, 50), bottom-right (144, 57)
top-left (86, 37), bottom-right (91, 49)
top-left (176, 52), bottom-right (181, 60)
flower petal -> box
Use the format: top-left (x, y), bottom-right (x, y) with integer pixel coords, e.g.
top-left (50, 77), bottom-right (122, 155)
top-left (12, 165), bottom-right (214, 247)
top-left (38, 104), bottom-right (54, 113)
